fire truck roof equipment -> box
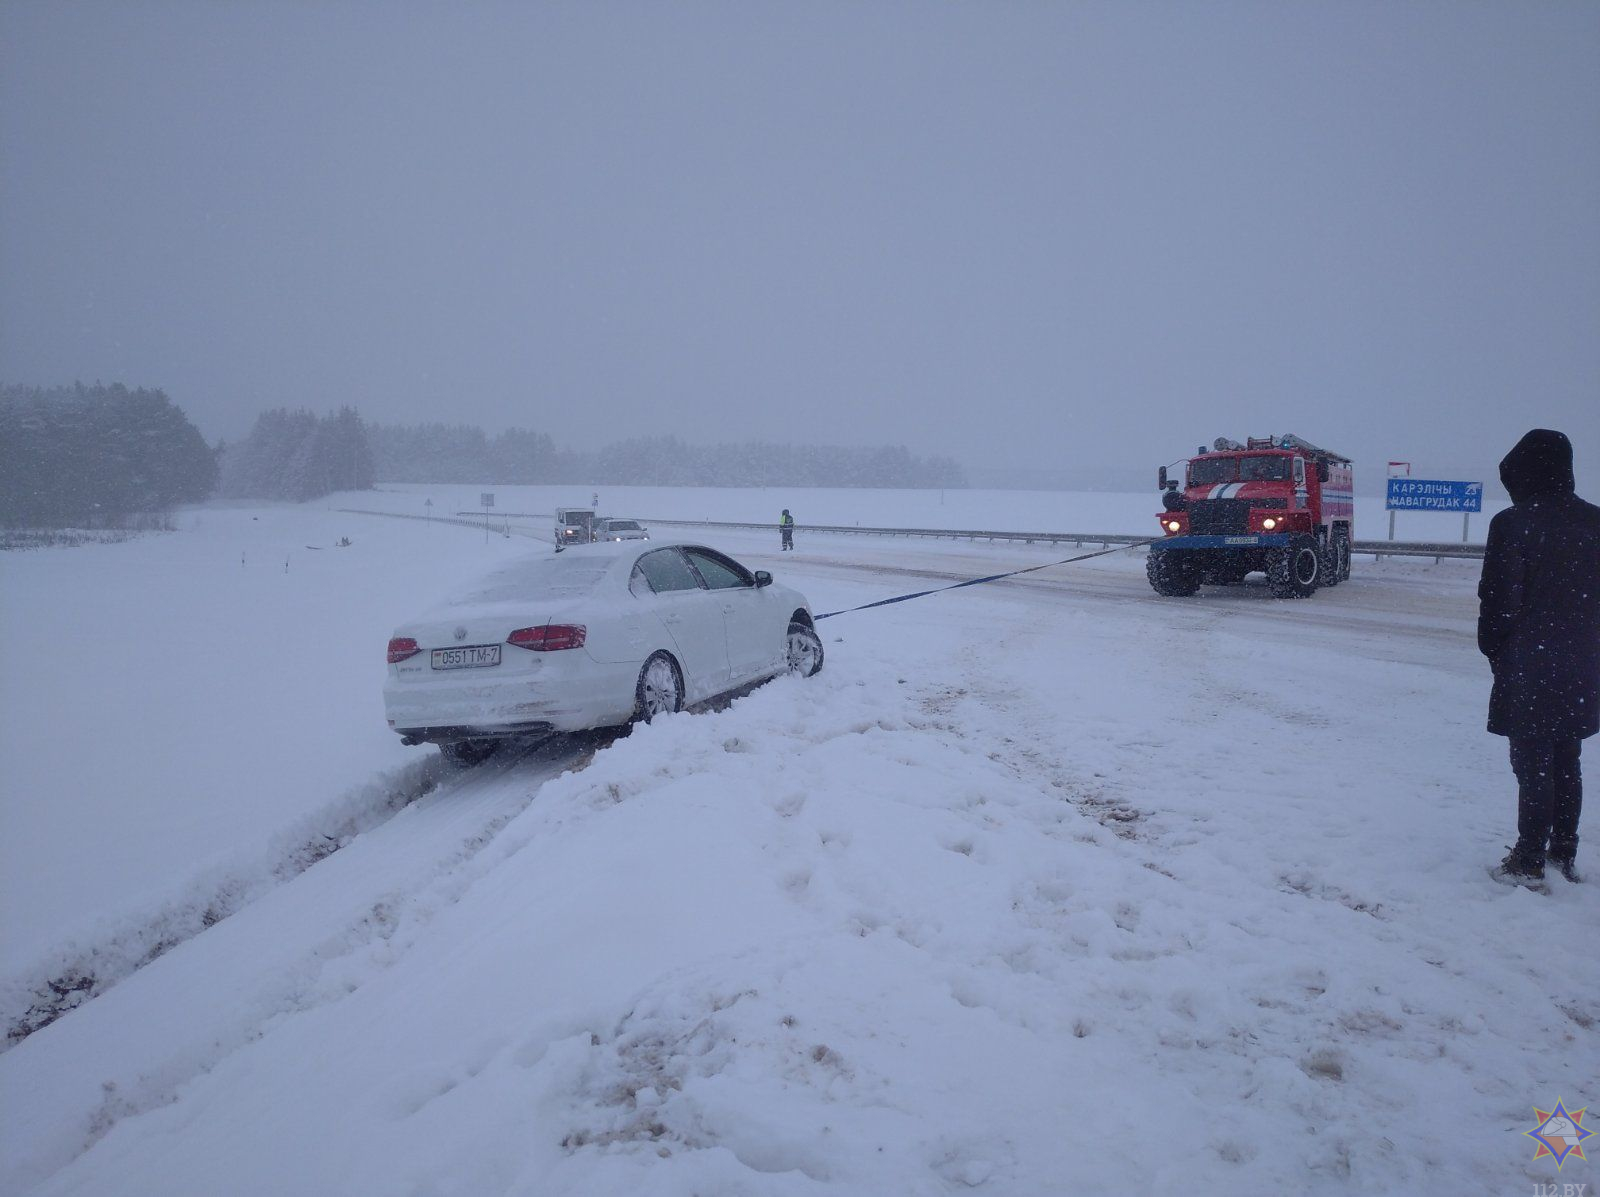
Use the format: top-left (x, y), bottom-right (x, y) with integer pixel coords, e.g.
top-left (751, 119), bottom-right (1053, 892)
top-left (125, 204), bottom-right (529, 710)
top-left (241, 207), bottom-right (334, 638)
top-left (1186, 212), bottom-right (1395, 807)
top-left (1241, 434), bottom-right (1352, 464)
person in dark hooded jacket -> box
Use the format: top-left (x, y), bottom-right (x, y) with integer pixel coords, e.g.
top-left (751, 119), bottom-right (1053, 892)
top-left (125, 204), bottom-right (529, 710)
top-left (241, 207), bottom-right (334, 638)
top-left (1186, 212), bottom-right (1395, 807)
top-left (1479, 429), bottom-right (1600, 885)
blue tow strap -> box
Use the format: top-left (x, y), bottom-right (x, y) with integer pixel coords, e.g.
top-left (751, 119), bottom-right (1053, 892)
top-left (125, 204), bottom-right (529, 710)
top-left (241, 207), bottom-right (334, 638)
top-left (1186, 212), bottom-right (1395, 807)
top-left (813, 539), bottom-right (1158, 621)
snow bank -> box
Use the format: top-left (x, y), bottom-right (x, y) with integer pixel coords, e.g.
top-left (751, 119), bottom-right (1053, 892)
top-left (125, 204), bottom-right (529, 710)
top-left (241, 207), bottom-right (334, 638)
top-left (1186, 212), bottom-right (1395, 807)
top-left (1, 757), bottom-right (442, 1045)
top-left (0, 502), bottom-right (531, 980)
top-left (2, 490), bottom-right (1592, 1196)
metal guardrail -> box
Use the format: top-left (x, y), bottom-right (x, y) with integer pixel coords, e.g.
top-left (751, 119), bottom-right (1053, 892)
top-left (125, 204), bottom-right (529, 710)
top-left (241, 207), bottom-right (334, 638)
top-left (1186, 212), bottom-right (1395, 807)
top-left (639, 517), bottom-right (1152, 546)
top-left (346, 508), bottom-right (499, 532)
top-left (1354, 540), bottom-right (1484, 560)
top-left (340, 508), bottom-right (550, 542)
top-left (427, 509), bottom-right (1485, 561)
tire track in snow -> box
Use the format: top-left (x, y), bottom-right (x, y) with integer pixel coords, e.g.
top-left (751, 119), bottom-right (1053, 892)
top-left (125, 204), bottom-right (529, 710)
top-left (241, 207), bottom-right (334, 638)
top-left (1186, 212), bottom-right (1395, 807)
top-left (0, 736), bottom-right (620, 1192)
top-left (1, 735), bottom-right (598, 1051)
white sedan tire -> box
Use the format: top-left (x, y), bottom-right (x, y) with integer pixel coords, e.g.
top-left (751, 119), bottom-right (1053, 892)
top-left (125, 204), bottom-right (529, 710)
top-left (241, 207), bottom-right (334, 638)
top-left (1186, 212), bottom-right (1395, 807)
top-left (635, 652), bottom-right (684, 722)
top-left (786, 622), bottom-right (824, 677)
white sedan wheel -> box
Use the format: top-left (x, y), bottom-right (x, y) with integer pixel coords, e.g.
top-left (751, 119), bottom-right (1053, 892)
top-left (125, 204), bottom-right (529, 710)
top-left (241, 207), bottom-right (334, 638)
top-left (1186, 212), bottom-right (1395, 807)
top-left (637, 653), bottom-right (683, 721)
top-left (786, 623), bottom-right (824, 677)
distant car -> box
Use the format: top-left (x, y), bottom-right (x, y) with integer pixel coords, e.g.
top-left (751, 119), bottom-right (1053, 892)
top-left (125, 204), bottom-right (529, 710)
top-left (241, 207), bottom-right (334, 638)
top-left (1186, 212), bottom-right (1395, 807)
top-left (384, 541), bottom-right (823, 765)
top-left (595, 518), bottom-right (649, 542)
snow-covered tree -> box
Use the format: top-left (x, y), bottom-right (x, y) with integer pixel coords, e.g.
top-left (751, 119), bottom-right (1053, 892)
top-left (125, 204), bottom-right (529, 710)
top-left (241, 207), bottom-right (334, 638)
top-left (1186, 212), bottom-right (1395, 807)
top-left (219, 406), bottom-right (374, 501)
top-left (0, 383), bottom-right (218, 528)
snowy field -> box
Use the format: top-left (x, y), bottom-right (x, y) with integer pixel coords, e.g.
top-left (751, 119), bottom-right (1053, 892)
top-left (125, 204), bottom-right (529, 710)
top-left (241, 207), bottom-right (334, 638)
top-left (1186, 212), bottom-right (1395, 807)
top-left (0, 487), bottom-right (1592, 1196)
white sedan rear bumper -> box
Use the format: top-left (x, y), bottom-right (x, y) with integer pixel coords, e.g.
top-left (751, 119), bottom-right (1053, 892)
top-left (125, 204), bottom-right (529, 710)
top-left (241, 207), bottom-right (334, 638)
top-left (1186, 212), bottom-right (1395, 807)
top-left (383, 651), bottom-right (640, 740)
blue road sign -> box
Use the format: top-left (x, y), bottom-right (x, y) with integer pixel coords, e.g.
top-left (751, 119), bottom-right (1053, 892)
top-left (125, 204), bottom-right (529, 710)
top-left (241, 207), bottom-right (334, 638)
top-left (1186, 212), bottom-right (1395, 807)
top-left (1385, 478), bottom-right (1483, 512)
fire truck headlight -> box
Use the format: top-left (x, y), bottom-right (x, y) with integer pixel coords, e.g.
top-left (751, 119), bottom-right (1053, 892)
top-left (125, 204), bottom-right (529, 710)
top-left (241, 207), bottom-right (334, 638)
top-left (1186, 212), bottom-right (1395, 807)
top-left (1261, 517), bottom-right (1278, 530)
top-left (1164, 519), bottom-right (1182, 533)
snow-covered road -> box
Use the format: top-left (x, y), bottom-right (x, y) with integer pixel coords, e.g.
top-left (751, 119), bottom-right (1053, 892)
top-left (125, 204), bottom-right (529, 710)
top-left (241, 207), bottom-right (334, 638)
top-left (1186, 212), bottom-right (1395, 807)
top-left (1, 495), bottom-right (1593, 1195)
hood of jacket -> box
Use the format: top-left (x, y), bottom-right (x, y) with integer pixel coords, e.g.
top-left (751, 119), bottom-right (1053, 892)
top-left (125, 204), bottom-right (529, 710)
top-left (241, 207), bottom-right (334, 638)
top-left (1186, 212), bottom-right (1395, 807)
top-left (1499, 428), bottom-right (1575, 504)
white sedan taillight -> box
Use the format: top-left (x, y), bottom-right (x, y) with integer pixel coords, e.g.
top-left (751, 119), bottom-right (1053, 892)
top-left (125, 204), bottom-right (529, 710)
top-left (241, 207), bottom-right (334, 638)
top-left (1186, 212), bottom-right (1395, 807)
top-left (507, 625), bottom-right (587, 651)
top-left (387, 637), bottom-right (421, 664)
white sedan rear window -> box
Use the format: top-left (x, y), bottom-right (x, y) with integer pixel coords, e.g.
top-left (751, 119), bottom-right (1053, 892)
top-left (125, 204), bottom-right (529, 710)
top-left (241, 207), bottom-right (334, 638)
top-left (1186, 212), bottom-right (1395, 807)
top-left (464, 560), bottom-right (610, 604)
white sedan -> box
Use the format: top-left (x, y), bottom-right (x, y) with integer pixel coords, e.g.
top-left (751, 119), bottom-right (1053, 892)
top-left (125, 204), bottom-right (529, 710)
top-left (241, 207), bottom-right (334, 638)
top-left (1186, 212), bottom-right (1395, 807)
top-left (384, 541), bottom-right (824, 765)
top-left (595, 517), bottom-right (649, 541)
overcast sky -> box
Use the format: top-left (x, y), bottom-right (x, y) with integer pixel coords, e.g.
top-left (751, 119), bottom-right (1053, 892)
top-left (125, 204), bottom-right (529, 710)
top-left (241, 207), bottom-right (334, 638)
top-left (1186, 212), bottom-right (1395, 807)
top-left (3, 1), bottom-right (1596, 492)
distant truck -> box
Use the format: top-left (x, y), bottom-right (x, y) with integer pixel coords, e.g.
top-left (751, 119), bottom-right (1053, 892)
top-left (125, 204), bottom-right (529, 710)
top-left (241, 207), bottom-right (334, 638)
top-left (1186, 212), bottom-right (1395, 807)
top-left (1147, 435), bottom-right (1354, 598)
top-left (553, 507), bottom-right (596, 549)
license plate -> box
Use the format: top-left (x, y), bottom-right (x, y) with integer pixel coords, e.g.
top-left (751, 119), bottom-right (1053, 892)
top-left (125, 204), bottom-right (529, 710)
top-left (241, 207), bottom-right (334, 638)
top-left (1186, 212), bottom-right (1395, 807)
top-left (431, 644), bottom-right (502, 670)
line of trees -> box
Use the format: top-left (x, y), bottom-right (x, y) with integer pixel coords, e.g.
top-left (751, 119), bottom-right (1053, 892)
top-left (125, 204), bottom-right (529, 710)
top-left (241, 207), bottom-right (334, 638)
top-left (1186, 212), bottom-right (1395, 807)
top-left (368, 425), bottom-right (967, 489)
top-left (2, 382), bottom-right (967, 533)
top-left (364, 423), bottom-right (565, 485)
top-left (219, 407), bottom-right (375, 501)
top-left (0, 384), bottom-right (218, 528)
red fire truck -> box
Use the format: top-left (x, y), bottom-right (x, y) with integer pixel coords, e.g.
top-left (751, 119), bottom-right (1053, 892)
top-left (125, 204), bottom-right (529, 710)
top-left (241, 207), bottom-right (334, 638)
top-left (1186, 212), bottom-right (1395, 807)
top-left (1147, 435), bottom-right (1354, 598)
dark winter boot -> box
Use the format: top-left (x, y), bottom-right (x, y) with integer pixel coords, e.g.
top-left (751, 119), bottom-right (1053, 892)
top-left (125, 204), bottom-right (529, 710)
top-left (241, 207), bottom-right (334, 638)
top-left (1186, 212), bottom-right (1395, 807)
top-left (1492, 844), bottom-right (1546, 888)
top-left (1548, 840), bottom-right (1582, 883)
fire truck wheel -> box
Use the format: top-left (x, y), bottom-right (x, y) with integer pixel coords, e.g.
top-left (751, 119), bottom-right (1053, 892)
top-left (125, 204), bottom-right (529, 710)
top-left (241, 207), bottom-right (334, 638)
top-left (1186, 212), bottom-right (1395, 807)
top-left (1320, 536), bottom-right (1342, 587)
top-left (1267, 535), bottom-right (1321, 598)
top-left (1147, 551), bottom-right (1202, 597)
top-left (1322, 531), bottom-right (1353, 586)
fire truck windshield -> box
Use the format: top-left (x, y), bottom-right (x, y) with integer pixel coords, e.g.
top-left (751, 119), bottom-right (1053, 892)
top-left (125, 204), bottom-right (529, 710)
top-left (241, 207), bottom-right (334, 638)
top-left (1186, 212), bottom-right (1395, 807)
top-left (1189, 455), bottom-right (1291, 485)
top-left (1240, 456), bottom-right (1291, 481)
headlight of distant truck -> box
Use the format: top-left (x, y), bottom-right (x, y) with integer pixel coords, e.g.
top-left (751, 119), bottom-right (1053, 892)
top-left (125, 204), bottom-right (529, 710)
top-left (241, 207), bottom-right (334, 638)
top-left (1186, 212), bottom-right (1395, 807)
top-left (1261, 517), bottom-right (1278, 530)
top-left (1164, 519), bottom-right (1182, 533)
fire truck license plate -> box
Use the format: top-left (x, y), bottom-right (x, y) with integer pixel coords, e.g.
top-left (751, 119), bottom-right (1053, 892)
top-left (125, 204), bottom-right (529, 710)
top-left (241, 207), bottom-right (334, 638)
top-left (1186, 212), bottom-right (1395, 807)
top-left (1224, 536), bottom-right (1259, 545)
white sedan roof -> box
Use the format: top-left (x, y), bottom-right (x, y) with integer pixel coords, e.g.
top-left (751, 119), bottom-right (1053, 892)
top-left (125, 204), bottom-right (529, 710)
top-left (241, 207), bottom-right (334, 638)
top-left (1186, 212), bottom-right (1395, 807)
top-left (409, 541), bottom-right (734, 624)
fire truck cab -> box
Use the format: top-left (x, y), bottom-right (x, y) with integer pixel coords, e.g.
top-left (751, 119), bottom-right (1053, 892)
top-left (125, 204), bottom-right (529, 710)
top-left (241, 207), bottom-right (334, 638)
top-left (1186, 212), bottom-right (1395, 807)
top-left (1147, 435), bottom-right (1354, 599)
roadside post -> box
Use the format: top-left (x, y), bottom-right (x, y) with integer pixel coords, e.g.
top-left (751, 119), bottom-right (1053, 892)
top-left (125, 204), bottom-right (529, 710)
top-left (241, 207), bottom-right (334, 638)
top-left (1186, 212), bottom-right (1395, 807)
top-left (1384, 477), bottom-right (1484, 561)
top-left (481, 492), bottom-right (495, 544)
top-left (1386, 461), bottom-right (1410, 540)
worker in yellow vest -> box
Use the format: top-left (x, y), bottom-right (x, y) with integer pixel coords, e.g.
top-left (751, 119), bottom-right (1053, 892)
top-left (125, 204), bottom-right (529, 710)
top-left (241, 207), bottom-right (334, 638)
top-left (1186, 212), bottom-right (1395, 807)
top-left (779, 509), bottom-right (794, 551)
